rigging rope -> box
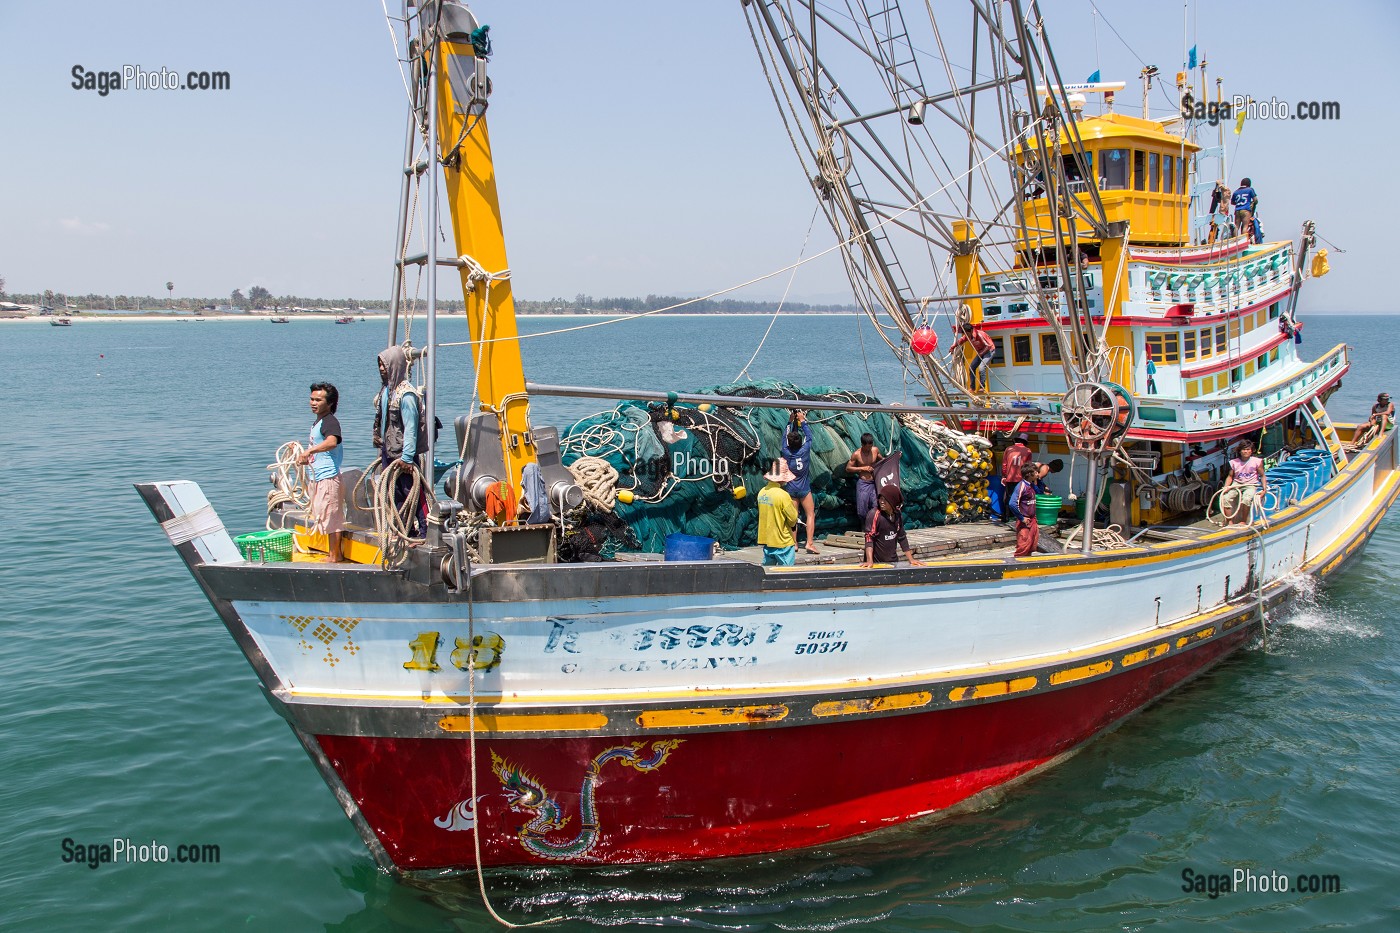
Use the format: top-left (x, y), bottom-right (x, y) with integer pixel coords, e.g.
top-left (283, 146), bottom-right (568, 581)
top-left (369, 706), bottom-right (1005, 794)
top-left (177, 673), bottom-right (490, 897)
top-left (435, 125), bottom-right (1028, 352)
top-left (736, 205), bottom-right (820, 382)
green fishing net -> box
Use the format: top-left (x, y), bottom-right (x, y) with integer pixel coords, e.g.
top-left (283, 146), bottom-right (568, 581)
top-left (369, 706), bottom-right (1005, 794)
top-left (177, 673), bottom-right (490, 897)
top-left (561, 381), bottom-right (990, 553)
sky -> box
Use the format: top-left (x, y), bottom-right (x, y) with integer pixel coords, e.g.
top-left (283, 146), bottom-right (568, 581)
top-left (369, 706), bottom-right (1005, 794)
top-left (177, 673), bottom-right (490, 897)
top-left (0, 1), bottom-right (1394, 311)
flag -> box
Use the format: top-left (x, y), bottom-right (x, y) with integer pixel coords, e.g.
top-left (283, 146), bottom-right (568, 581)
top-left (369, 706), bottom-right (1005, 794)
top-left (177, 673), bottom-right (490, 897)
top-left (873, 452), bottom-right (902, 500)
top-left (1087, 69), bottom-right (1101, 84)
top-left (1188, 46), bottom-right (1197, 69)
top-left (1234, 108), bottom-right (1246, 135)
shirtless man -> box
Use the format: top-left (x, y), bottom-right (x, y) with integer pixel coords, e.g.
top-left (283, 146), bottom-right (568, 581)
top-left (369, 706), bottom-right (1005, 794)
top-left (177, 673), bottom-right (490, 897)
top-left (846, 432), bottom-right (880, 526)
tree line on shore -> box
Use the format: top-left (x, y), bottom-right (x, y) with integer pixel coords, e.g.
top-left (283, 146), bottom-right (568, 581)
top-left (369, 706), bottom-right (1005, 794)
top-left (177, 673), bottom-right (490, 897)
top-left (0, 278), bottom-right (855, 315)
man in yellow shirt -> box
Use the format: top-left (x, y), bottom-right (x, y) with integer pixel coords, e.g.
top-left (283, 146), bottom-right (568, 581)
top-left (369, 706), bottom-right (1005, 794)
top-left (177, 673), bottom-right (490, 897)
top-left (757, 460), bottom-right (798, 566)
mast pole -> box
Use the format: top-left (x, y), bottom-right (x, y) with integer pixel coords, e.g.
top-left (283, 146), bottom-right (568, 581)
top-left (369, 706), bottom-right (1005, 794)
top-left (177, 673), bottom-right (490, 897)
top-left (424, 13), bottom-right (439, 497)
top-left (1081, 455), bottom-right (1098, 555)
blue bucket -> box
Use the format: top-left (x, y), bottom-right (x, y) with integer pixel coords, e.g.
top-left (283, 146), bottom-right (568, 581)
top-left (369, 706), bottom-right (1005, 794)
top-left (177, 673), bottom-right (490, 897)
top-left (1289, 449), bottom-right (1330, 488)
top-left (664, 533), bottom-right (715, 562)
top-left (1264, 477), bottom-right (1298, 512)
top-left (1268, 467), bottom-right (1309, 507)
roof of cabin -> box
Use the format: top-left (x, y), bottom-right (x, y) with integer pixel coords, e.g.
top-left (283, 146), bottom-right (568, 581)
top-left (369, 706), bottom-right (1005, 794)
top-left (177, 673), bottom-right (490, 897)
top-left (1056, 112), bottom-right (1201, 151)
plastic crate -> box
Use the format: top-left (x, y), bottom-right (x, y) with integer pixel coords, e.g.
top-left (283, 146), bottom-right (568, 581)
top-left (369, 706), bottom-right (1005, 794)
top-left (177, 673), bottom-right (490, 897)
top-left (234, 529), bottom-right (293, 562)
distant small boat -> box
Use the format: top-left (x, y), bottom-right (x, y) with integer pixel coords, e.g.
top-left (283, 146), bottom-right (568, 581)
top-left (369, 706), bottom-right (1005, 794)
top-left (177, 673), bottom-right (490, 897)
top-left (270, 316), bottom-right (291, 324)
top-left (335, 316), bottom-right (355, 324)
top-left (50, 317), bottom-right (72, 327)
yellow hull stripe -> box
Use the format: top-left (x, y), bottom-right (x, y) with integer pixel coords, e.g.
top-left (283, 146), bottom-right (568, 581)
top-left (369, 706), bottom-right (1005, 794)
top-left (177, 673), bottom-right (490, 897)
top-left (1122, 643), bottom-right (1171, 667)
top-left (948, 677), bottom-right (1037, 703)
top-left (636, 704), bottom-right (789, 729)
top-left (437, 712), bottom-right (608, 733)
top-left (1049, 660), bottom-right (1114, 686)
top-left (813, 691), bottom-right (933, 717)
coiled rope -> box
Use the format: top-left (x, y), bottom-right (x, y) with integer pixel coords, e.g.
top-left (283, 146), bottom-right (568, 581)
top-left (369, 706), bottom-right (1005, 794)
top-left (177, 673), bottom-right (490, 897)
top-left (1062, 522), bottom-right (1130, 550)
top-left (372, 459), bottom-right (426, 568)
top-left (568, 457), bottom-right (619, 512)
top-left (267, 442), bottom-right (311, 537)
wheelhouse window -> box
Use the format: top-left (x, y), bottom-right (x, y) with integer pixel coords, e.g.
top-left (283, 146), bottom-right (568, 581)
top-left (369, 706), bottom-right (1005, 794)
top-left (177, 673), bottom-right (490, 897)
top-left (1214, 325), bottom-right (1228, 353)
top-left (1061, 151), bottom-right (1092, 193)
top-left (989, 337), bottom-right (1006, 365)
top-left (1198, 327), bottom-right (1213, 358)
top-left (1101, 149), bottom-right (1129, 190)
top-left (1163, 155), bottom-right (1175, 194)
top-left (1183, 330), bottom-right (1197, 360)
top-left (1133, 151), bottom-right (1146, 190)
top-left (1148, 152), bottom-right (1160, 192)
top-left (1145, 331), bottom-right (1181, 364)
top-left (1012, 334), bottom-right (1033, 364)
top-left (1040, 333), bottom-right (1063, 362)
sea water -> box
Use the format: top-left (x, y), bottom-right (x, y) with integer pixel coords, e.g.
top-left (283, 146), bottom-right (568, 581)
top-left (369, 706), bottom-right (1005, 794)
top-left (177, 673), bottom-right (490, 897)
top-left (2, 313), bottom-right (1396, 930)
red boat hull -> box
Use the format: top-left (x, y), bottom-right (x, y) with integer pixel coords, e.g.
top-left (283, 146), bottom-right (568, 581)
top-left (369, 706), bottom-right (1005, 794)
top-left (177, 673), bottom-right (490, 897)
top-left (315, 625), bottom-right (1251, 869)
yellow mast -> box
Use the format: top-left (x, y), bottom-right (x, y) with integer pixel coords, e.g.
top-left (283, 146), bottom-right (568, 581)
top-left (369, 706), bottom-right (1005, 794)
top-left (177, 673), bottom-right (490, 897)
top-left (431, 8), bottom-right (535, 502)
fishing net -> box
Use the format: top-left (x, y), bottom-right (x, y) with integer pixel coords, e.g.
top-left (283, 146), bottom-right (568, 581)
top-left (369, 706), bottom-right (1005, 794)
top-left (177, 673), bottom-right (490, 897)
top-left (561, 381), bottom-right (991, 554)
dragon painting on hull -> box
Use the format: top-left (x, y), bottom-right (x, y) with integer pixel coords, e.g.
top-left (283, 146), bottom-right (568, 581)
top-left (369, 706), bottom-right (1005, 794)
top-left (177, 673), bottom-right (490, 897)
top-left (491, 740), bottom-right (684, 860)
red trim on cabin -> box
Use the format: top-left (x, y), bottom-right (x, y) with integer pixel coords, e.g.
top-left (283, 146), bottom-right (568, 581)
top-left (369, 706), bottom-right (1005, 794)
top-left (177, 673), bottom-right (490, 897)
top-left (1180, 328), bottom-right (1290, 379)
top-left (957, 370), bottom-right (1344, 445)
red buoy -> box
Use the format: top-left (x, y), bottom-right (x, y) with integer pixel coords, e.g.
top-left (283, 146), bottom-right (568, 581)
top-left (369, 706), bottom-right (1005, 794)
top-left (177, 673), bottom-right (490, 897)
top-left (910, 327), bottom-right (939, 355)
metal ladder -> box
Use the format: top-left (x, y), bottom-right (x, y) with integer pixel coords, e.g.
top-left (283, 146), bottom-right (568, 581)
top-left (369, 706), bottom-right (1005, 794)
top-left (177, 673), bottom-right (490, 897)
top-left (1301, 395), bottom-right (1349, 469)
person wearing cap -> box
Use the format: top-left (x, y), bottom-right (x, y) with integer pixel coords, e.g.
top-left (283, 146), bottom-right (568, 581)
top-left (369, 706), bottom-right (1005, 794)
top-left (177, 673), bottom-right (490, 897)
top-left (1355, 392), bottom-right (1395, 448)
top-left (757, 460), bottom-right (799, 566)
top-left (861, 486), bottom-right (924, 568)
top-left (1001, 434), bottom-right (1033, 487)
top-left (1372, 392), bottom-right (1394, 430)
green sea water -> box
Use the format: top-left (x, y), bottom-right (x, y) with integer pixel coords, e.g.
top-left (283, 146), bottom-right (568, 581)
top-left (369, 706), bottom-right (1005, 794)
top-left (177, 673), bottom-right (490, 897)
top-left (2, 313), bottom-right (1397, 931)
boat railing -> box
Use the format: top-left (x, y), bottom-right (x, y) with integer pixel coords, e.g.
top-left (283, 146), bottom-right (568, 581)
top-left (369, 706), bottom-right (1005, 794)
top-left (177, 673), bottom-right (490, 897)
top-left (1132, 245), bottom-right (1293, 316)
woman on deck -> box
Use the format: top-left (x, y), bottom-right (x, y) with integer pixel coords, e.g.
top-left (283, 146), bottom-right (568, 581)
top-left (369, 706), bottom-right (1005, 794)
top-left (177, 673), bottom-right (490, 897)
top-left (1222, 439), bottom-right (1269, 526)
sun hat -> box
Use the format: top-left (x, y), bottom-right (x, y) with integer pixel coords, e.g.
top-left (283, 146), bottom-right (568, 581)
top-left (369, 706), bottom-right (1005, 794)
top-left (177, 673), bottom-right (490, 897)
top-left (764, 460), bottom-right (795, 484)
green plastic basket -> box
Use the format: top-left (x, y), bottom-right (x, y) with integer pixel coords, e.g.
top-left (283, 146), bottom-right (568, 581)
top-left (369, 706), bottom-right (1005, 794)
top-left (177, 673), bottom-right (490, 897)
top-left (235, 529), bottom-right (293, 562)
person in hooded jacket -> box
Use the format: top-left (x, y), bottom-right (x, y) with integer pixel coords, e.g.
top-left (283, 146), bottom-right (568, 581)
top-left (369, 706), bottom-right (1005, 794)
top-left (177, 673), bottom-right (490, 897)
top-left (861, 486), bottom-right (924, 567)
top-left (373, 346), bottom-right (425, 536)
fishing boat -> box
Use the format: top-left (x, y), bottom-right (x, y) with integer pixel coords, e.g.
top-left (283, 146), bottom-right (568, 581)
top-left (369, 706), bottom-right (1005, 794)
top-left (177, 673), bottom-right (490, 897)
top-left (50, 317), bottom-right (72, 327)
top-left (270, 316), bottom-right (291, 324)
top-left (139, 0), bottom-right (1397, 878)
top-left (335, 315), bottom-right (355, 324)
